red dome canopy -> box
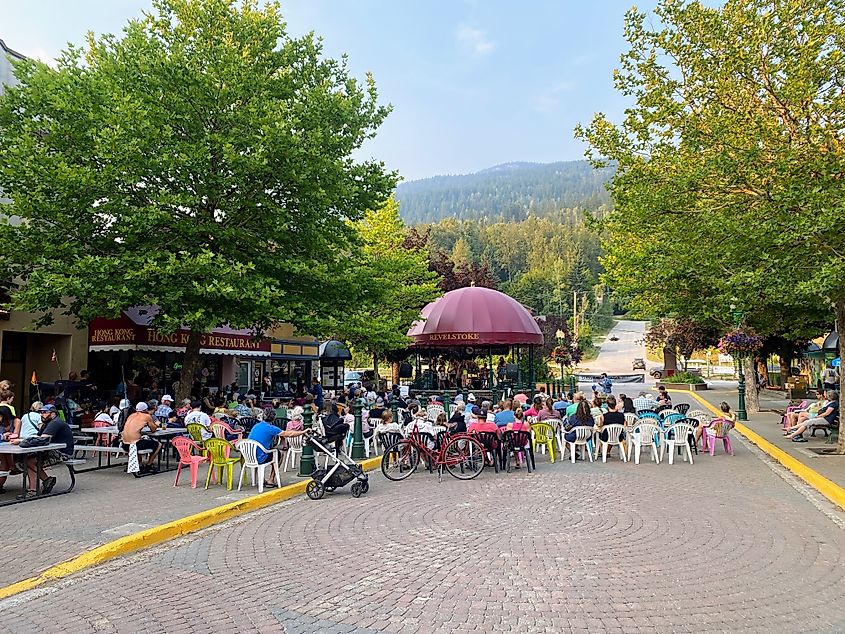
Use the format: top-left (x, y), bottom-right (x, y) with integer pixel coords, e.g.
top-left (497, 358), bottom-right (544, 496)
top-left (407, 287), bottom-right (543, 347)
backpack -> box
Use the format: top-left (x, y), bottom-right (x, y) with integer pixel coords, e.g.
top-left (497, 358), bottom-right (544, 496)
top-left (116, 407), bottom-right (132, 433)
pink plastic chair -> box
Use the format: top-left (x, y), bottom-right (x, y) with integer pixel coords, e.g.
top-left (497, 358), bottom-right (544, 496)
top-left (173, 436), bottom-right (210, 488)
top-left (91, 419), bottom-right (115, 456)
top-left (782, 400), bottom-right (808, 430)
top-left (703, 418), bottom-right (734, 456)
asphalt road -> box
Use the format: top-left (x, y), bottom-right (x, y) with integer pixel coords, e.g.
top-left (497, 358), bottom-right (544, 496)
top-left (589, 319), bottom-right (651, 375)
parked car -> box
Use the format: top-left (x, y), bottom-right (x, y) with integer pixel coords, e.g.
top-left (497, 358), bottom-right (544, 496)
top-left (632, 358), bottom-right (646, 370)
top-left (609, 335), bottom-right (619, 341)
top-left (343, 370), bottom-right (363, 389)
top-left (649, 367), bottom-right (663, 379)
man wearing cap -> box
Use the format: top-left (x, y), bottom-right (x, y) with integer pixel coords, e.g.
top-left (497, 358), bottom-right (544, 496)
top-left (154, 395), bottom-right (175, 419)
top-left (467, 407), bottom-right (499, 435)
top-left (11, 404), bottom-right (74, 498)
top-left (121, 402), bottom-right (161, 473)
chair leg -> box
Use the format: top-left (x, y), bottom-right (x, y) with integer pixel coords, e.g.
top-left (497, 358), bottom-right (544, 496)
top-left (601, 442), bottom-right (608, 463)
top-left (257, 465), bottom-right (265, 493)
top-left (569, 442), bottom-right (576, 463)
top-left (238, 465), bottom-right (246, 491)
top-left (586, 441), bottom-right (594, 462)
top-left (189, 462), bottom-right (199, 488)
top-left (205, 465), bottom-right (213, 489)
top-left (634, 442), bottom-right (641, 465)
top-left (724, 436), bottom-right (733, 455)
top-left (668, 443), bottom-right (675, 465)
top-left (686, 443), bottom-right (694, 465)
top-left (174, 463), bottom-right (182, 487)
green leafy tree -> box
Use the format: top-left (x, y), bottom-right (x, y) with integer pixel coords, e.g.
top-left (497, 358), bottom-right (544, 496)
top-left (0, 0), bottom-right (396, 400)
top-left (326, 198), bottom-right (440, 378)
top-left (576, 0), bottom-right (841, 424)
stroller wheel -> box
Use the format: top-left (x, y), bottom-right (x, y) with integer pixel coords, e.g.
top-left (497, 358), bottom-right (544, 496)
top-left (306, 481), bottom-right (325, 500)
top-left (360, 480), bottom-right (369, 494)
top-left (351, 482), bottom-right (363, 498)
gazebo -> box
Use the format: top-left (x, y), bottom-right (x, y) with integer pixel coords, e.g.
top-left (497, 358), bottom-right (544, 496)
top-left (407, 286), bottom-right (543, 392)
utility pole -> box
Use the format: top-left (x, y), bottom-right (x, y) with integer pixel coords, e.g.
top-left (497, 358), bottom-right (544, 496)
top-left (573, 291), bottom-right (578, 341)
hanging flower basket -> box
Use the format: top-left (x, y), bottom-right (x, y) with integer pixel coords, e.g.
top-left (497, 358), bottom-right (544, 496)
top-left (718, 327), bottom-right (762, 357)
top-left (550, 345), bottom-right (582, 367)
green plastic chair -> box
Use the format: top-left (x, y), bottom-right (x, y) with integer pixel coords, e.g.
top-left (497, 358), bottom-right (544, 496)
top-left (204, 438), bottom-right (241, 490)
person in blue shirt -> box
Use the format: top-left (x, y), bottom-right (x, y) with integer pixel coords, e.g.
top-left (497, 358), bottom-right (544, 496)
top-left (552, 395), bottom-right (570, 413)
top-left (247, 422), bottom-right (309, 487)
top-left (310, 378), bottom-right (324, 409)
top-left (597, 373), bottom-right (613, 396)
top-left (493, 399), bottom-right (516, 427)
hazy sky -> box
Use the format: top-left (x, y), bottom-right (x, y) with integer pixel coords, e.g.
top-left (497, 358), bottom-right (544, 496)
top-left (1, 1), bottom-right (662, 181)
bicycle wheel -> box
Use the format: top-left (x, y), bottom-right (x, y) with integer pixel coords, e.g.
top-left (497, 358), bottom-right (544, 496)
top-left (443, 436), bottom-right (485, 480)
top-left (380, 440), bottom-right (420, 481)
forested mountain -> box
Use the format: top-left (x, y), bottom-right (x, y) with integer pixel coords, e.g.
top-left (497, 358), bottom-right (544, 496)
top-left (395, 160), bottom-right (614, 224)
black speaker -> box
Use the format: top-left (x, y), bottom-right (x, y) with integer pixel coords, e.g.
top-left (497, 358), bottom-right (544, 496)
top-left (505, 363), bottom-right (519, 381)
top-left (398, 362), bottom-right (412, 378)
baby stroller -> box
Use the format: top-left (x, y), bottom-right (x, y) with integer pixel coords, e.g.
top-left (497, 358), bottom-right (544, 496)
top-left (304, 414), bottom-right (369, 500)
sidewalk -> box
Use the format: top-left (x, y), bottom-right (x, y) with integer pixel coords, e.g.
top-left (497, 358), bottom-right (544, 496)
top-left (692, 385), bottom-right (845, 491)
top-left (0, 457), bottom-right (309, 587)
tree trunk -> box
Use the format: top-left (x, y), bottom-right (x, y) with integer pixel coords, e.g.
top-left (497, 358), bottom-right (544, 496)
top-left (778, 347), bottom-right (791, 390)
top-left (177, 330), bottom-right (203, 403)
top-left (391, 361), bottom-right (400, 388)
top-left (836, 298), bottom-right (845, 455)
top-left (373, 353), bottom-right (379, 391)
top-left (744, 356), bottom-right (760, 414)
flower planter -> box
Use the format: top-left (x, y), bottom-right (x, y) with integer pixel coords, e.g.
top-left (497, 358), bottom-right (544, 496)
top-left (658, 382), bottom-right (708, 391)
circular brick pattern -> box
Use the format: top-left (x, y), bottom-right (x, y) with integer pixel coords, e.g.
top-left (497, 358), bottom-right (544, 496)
top-left (2, 441), bottom-right (845, 633)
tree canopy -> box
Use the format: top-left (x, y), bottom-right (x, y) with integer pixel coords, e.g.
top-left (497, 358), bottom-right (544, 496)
top-left (576, 0), bottom-right (845, 425)
top-left (0, 0), bottom-right (396, 398)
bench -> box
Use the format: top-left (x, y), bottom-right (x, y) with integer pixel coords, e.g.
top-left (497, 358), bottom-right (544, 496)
top-left (72, 445), bottom-right (153, 473)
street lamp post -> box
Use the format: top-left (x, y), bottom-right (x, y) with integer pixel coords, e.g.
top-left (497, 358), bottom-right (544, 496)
top-left (351, 398), bottom-right (365, 459)
top-left (731, 302), bottom-right (748, 422)
top-left (298, 405), bottom-right (316, 476)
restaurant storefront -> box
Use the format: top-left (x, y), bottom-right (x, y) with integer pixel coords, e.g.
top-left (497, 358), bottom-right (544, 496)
top-left (87, 307), bottom-right (271, 400)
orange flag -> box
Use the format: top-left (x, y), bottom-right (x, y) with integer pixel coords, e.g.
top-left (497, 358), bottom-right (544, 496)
top-left (30, 370), bottom-right (37, 385)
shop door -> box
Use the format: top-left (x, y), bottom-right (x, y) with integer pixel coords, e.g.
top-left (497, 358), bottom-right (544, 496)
top-left (1, 332), bottom-right (27, 412)
top-left (238, 361), bottom-right (252, 392)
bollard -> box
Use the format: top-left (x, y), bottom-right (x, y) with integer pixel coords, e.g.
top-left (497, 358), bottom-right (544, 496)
top-left (443, 392), bottom-right (450, 418)
top-left (298, 405), bottom-right (316, 477)
top-left (351, 398), bottom-right (365, 460)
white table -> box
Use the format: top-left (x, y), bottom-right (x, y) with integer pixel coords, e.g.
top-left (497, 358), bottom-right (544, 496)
top-left (0, 442), bottom-right (74, 504)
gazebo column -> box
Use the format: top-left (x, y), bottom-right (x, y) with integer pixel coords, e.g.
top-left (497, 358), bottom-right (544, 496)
top-left (528, 345), bottom-right (536, 397)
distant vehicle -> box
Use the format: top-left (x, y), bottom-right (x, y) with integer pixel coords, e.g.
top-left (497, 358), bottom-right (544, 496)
top-left (632, 358), bottom-right (646, 370)
top-left (650, 367), bottom-right (663, 379)
top-left (609, 336), bottom-right (619, 341)
top-left (344, 371), bottom-right (363, 389)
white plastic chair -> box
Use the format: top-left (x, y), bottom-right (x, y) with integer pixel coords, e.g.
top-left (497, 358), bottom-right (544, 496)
top-left (627, 422), bottom-right (660, 464)
top-left (661, 422), bottom-right (695, 465)
top-left (597, 423), bottom-right (627, 463)
top-left (236, 439), bottom-right (280, 493)
top-left (564, 426), bottom-right (594, 463)
top-left (427, 405), bottom-right (444, 422)
top-left (283, 434), bottom-right (304, 472)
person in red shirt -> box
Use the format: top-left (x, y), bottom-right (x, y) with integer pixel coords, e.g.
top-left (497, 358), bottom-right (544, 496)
top-left (467, 406), bottom-right (499, 435)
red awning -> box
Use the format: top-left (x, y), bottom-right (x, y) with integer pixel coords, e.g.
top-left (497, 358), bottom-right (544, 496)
top-left (407, 287), bottom-right (544, 347)
top-left (88, 307), bottom-right (270, 357)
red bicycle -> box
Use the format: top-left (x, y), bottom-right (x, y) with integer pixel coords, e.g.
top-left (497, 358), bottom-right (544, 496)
top-left (381, 426), bottom-right (486, 481)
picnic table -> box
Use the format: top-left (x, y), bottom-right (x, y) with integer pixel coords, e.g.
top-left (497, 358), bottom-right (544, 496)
top-left (0, 443), bottom-right (75, 506)
top-left (78, 426), bottom-right (185, 472)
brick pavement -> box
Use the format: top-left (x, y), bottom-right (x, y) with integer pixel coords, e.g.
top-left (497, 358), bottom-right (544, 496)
top-left (1, 427), bottom-right (844, 633)
top-left (0, 453), bottom-right (304, 586)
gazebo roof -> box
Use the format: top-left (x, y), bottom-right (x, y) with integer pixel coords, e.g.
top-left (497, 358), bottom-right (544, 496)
top-left (407, 286), bottom-right (543, 347)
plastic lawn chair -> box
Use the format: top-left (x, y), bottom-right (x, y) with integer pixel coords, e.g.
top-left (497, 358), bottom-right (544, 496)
top-left (186, 423), bottom-right (208, 447)
top-left (204, 438), bottom-right (241, 490)
top-left (283, 434), bottom-right (304, 472)
top-left (628, 422), bottom-right (660, 464)
top-left (236, 439), bottom-right (280, 493)
top-left (91, 419), bottom-right (114, 457)
top-left (661, 422), bottom-right (695, 465)
top-left (172, 436), bottom-right (209, 488)
top-left (704, 418), bottom-right (734, 455)
top-left (211, 420), bottom-right (244, 443)
top-left (674, 403), bottom-right (690, 415)
top-left (597, 423), bottom-right (627, 463)
top-left (564, 426), bottom-right (594, 463)
top-left (531, 422), bottom-right (556, 463)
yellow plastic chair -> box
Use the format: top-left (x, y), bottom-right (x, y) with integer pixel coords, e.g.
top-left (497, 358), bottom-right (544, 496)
top-left (186, 423), bottom-right (208, 447)
top-left (531, 422), bottom-right (556, 463)
top-left (204, 438), bottom-right (241, 490)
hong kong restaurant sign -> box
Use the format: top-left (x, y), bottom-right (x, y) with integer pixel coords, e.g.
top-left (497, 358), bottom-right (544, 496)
top-left (88, 315), bottom-right (270, 355)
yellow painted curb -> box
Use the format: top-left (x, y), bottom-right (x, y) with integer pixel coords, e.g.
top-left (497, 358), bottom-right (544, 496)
top-left (0, 455), bottom-right (382, 601)
top-left (674, 389), bottom-right (845, 513)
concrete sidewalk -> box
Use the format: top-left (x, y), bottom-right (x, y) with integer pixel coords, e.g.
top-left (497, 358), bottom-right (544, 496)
top-left (694, 385), bottom-right (845, 490)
